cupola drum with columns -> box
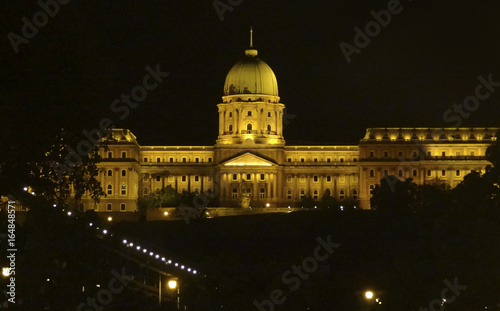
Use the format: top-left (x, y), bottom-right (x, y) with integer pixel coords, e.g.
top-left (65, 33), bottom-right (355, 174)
top-left (216, 28), bottom-right (285, 147)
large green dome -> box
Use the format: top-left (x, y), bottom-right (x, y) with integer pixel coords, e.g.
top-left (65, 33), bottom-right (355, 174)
top-left (223, 48), bottom-right (279, 96)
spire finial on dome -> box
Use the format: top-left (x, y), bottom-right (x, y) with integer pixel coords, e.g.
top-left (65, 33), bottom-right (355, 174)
top-left (245, 27), bottom-right (258, 57)
top-left (250, 26), bottom-right (253, 47)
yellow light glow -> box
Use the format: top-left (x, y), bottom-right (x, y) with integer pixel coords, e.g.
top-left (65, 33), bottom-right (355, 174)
top-left (164, 211), bottom-right (169, 216)
top-left (107, 217), bottom-right (112, 222)
top-left (2, 268), bottom-right (10, 277)
top-left (168, 280), bottom-right (177, 289)
top-left (365, 291), bottom-right (374, 299)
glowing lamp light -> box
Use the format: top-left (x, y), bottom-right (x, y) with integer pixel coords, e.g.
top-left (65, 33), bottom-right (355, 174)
top-left (161, 257), bottom-right (165, 261)
top-left (149, 252), bottom-right (154, 256)
top-left (89, 222), bottom-right (93, 227)
top-left (2, 268), bottom-right (10, 277)
top-left (102, 229), bottom-right (108, 234)
top-left (164, 211), bottom-right (169, 216)
top-left (23, 187), bottom-right (28, 191)
top-left (365, 291), bottom-right (374, 300)
top-left (181, 265), bottom-right (185, 269)
top-left (107, 217), bottom-right (113, 222)
top-left (143, 249), bottom-right (147, 253)
top-left (266, 203), bottom-right (270, 207)
top-left (122, 239), bottom-right (127, 244)
top-left (193, 270), bottom-right (197, 274)
top-left (168, 280), bottom-right (177, 289)
top-left (136, 246), bottom-right (141, 250)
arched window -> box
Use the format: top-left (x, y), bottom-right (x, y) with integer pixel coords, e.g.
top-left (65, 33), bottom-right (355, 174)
top-left (107, 170), bottom-right (112, 177)
top-left (246, 174), bottom-right (251, 180)
top-left (121, 169), bottom-right (126, 177)
top-left (194, 175), bottom-right (199, 182)
top-left (156, 176), bottom-right (161, 182)
top-left (326, 175), bottom-right (332, 182)
top-left (339, 190), bottom-right (345, 200)
top-left (352, 189), bottom-right (358, 200)
top-left (267, 124), bottom-right (271, 132)
top-left (232, 187), bottom-right (238, 199)
top-left (287, 189), bottom-right (293, 199)
top-left (369, 170), bottom-right (375, 177)
top-left (247, 123), bottom-right (252, 131)
top-left (260, 188), bottom-right (266, 198)
top-left (143, 188), bottom-right (149, 195)
top-left (313, 175), bottom-right (319, 182)
top-left (107, 184), bottom-right (112, 195)
top-left (299, 189), bottom-right (306, 199)
top-left (106, 203), bottom-right (112, 211)
top-left (398, 170), bottom-right (403, 177)
top-left (229, 124), bottom-right (232, 132)
top-left (412, 170), bottom-right (418, 177)
top-left (121, 184), bottom-right (126, 195)
top-left (313, 190), bottom-right (319, 199)
top-left (369, 185), bottom-right (375, 194)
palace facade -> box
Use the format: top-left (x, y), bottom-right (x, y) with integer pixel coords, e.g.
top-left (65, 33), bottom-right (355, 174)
top-left (81, 40), bottom-right (498, 211)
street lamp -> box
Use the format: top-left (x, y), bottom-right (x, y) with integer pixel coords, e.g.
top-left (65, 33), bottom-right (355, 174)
top-left (365, 291), bottom-right (374, 300)
top-left (168, 278), bottom-right (180, 310)
top-left (2, 267), bottom-right (10, 278)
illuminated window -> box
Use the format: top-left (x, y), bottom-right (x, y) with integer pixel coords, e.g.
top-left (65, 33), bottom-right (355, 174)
top-left (260, 174), bottom-right (265, 181)
top-left (247, 123), bottom-right (252, 131)
top-left (107, 203), bottom-right (112, 211)
top-left (287, 189), bottom-right (293, 199)
top-left (232, 174), bottom-right (237, 181)
top-left (121, 170), bottom-right (126, 177)
top-left (313, 175), bottom-right (319, 182)
top-left (194, 175), bottom-right (199, 182)
top-left (369, 170), bottom-right (375, 177)
top-left (156, 176), bottom-right (161, 182)
top-left (121, 184), bottom-right (126, 195)
top-left (339, 190), bottom-right (345, 200)
top-left (313, 190), bottom-right (319, 200)
top-left (369, 185), bottom-right (375, 194)
top-left (107, 185), bottom-right (112, 195)
top-left (352, 189), bottom-right (358, 199)
top-left (120, 203), bottom-right (126, 211)
top-left (107, 170), bottom-right (112, 177)
top-left (259, 188), bottom-right (266, 198)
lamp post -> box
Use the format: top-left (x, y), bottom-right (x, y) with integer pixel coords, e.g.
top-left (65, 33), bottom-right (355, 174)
top-left (168, 278), bottom-right (180, 310)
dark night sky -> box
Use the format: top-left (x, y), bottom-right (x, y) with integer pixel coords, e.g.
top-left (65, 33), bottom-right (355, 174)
top-left (1, 0), bottom-right (500, 150)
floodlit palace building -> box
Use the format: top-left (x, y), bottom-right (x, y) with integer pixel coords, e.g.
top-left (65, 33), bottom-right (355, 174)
top-left (81, 35), bottom-right (498, 212)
